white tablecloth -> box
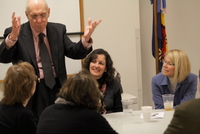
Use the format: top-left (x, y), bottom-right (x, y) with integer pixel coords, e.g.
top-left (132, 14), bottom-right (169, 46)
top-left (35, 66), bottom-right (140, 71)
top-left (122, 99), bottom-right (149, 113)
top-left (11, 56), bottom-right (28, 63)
top-left (103, 109), bottom-right (174, 134)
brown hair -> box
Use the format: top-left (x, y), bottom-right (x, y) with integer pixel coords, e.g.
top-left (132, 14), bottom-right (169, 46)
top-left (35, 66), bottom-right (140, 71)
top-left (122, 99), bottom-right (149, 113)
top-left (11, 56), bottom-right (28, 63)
top-left (57, 69), bottom-right (101, 111)
top-left (1, 62), bottom-right (36, 105)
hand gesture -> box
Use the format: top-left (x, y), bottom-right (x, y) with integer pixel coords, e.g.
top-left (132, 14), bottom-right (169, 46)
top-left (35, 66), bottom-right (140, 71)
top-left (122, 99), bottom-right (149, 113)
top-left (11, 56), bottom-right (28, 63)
top-left (10, 12), bottom-right (21, 40)
top-left (82, 18), bottom-right (102, 42)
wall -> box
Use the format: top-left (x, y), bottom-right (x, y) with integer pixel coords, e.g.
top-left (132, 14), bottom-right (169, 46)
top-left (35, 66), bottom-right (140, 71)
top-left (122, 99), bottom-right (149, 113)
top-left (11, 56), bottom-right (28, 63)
top-left (139, 0), bottom-right (200, 107)
top-left (0, 0), bottom-right (80, 34)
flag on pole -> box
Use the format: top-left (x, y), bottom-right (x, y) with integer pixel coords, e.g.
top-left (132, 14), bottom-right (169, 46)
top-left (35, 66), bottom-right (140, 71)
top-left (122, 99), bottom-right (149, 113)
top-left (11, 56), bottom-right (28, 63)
top-left (150, 0), bottom-right (168, 72)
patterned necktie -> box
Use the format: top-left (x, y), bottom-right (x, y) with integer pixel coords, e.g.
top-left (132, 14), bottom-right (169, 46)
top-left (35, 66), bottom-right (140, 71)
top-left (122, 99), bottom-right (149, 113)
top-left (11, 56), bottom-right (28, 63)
top-left (39, 33), bottom-right (55, 89)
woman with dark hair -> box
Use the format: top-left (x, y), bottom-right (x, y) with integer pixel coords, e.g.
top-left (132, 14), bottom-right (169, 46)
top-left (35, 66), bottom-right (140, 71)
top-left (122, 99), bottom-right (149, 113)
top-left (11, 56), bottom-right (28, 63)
top-left (37, 70), bottom-right (118, 134)
top-left (83, 48), bottom-right (123, 114)
top-left (0, 62), bottom-right (37, 134)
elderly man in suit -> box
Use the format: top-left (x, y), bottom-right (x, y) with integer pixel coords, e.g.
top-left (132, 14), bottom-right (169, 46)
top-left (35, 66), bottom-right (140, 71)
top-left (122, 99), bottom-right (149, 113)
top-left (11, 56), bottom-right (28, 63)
top-left (0, 0), bottom-right (101, 119)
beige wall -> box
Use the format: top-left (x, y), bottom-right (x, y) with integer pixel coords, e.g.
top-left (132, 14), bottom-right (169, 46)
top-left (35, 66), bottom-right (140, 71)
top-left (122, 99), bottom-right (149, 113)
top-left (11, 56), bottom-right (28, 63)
top-left (140, 0), bottom-right (200, 107)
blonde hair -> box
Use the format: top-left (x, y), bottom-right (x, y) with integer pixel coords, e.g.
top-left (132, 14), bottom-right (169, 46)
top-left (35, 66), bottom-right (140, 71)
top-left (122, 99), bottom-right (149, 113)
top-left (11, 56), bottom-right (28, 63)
top-left (162, 49), bottom-right (191, 83)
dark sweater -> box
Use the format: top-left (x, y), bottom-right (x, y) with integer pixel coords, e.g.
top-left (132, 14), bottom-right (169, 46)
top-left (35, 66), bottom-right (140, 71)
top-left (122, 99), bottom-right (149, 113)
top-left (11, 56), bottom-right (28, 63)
top-left (37, 104), bottom-right (118, 134)
top-left (0, 103), bottom-right (37, 134)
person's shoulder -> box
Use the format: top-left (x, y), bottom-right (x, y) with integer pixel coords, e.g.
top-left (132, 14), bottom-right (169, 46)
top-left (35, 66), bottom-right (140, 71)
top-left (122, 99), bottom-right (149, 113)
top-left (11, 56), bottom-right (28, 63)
top-left (42, 103), bottom-right (57, 113)
top-left (105, 79), bottom-right (123, 94)
top-left (86, 109), bottom-right (104, 119)
top-left (18, 107), bottom-right (36, 120)
top-left (177, 98), bottom-right (200, 110)
top-left (46, 22), bottom-right (66, 33)
top-left (112, 79), bottom-right (121, 86)
top-left (47, 22), bottom-right (65, 28)
top-left (108, 79), bottom-right (122, 89)
top-left (187, 73), bottom-right (197, 78)
top-left (184, 73), bottom-right (197, 82)
top-left (152, 72), bottom-right (165, 81)
top-left (152, 72), bottom-right (163, 78)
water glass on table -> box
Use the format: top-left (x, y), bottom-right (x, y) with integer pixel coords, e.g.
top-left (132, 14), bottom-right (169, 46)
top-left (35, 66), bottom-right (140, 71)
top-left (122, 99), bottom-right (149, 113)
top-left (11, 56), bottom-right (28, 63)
top-left (121, 99), bottom-right (133, 116)
top-left (162, 94), bottom-right (174, 111)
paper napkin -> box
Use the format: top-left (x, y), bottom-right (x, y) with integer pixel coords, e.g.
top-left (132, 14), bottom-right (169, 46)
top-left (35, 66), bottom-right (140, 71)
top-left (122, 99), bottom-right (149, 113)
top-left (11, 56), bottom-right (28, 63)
top-left (140, 112), bottom-right (165, 119)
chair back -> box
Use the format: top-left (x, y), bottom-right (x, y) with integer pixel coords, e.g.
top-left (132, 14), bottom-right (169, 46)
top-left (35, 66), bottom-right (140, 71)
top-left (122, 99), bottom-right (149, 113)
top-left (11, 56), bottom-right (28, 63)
top-left (114, 71), bottom-right (123, 93)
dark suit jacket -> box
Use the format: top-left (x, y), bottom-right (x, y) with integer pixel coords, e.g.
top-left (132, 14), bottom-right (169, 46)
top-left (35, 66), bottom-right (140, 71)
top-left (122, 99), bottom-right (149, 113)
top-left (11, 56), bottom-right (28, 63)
top-left (0, 21), bottom-right (92, 85)
top-left (164, 98), bottom-right (200, 134)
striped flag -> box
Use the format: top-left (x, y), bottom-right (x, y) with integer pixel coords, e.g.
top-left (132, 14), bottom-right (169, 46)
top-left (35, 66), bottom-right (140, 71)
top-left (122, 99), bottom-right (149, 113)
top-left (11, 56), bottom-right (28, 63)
top-left (151, 0), bottom-right (168, 72)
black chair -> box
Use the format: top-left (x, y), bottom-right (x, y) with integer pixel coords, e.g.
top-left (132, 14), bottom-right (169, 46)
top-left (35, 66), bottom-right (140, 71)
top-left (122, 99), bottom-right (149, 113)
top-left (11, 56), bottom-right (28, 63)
top-left (114, 71), bottom-right (123, 93)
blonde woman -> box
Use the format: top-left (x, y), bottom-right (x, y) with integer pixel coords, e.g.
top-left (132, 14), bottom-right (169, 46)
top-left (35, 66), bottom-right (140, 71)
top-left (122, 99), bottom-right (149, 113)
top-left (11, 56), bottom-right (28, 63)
top-left (152, 49), bottom-right (197, 109)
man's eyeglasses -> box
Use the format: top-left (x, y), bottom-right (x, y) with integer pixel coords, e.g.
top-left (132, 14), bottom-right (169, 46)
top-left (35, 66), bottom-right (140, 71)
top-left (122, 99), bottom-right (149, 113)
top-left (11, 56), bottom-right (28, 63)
top-left (29, 13), bottom-right (47, 21)
top-left (162, 60), bottom-right (175, 66)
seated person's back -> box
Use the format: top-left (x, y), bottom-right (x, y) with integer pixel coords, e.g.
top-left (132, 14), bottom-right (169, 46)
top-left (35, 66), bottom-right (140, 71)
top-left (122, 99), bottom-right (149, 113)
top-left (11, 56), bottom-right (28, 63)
top-left (164, 98), bottom-right (200, 134)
